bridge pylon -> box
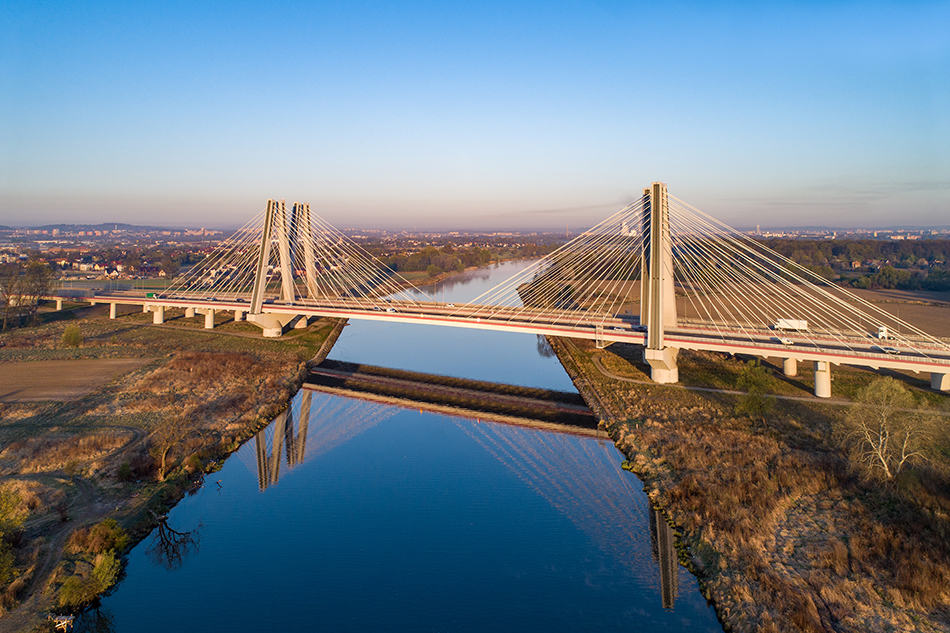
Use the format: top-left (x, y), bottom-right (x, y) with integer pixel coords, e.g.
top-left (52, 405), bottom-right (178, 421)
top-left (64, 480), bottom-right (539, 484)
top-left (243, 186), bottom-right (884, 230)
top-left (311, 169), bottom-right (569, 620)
top-left (247, 199), bottom-right (299, 336)
top-left (640, 182), bottom-right (679, 383)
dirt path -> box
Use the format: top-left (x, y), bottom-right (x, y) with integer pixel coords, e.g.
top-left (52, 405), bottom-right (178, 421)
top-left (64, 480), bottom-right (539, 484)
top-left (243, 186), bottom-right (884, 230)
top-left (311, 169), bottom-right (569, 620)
top-left (0, 359), bottom-right (149, 403)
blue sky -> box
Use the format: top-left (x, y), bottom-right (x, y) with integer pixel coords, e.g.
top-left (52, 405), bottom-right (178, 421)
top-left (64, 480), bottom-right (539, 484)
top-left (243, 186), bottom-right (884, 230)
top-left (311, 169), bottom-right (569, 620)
top-left (1, 1), bottom-right (948, 229)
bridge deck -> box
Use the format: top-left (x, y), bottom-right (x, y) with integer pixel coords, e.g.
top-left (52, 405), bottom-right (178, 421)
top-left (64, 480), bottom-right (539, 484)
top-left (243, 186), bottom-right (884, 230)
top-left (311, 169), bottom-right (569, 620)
top-left (58, 291), bottom-right (950, 375)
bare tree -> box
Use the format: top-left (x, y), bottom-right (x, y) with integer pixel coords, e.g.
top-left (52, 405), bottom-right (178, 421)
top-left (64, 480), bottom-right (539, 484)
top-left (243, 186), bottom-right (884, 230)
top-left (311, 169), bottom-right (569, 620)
top-left (837, 377), bottom-right (934, 481)
top-left (0, 263), bottom-right (23, 330)
top-left (22, 259), bottom-right (52, 325)
top-left (149, 417), bottom-right (188, 481)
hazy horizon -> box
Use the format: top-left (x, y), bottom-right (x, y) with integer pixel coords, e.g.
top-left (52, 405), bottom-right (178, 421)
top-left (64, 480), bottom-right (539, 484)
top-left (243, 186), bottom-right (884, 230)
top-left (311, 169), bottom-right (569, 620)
top-left (2, 1), bottom-right (948, 230)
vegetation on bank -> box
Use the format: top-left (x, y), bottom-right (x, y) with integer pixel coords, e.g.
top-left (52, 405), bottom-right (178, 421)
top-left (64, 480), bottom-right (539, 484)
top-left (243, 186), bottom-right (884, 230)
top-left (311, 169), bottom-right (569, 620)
top-left (550, 337), bottom-right (950, 633)
top-left (0, 305), bottom-right (346, 627)
top-left (374, 242), bottom-right (558, 277)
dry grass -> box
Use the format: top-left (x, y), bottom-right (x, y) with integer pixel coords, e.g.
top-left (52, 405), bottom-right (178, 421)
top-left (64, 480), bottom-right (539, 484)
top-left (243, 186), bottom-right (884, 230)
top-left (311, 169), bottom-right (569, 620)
top-left (553, 336), bottom-right (950, 633)
top-left (0, 310), bottom-right (345, 628)
top-left (0, 430), bottom-right (131, 475)
top-left (0, 479), bottom-right (65, 519)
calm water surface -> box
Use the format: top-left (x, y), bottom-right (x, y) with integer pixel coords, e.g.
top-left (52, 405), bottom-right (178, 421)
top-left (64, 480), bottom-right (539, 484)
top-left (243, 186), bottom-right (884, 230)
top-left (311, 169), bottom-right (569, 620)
top-left (97, 261), bottom-right (721, 632)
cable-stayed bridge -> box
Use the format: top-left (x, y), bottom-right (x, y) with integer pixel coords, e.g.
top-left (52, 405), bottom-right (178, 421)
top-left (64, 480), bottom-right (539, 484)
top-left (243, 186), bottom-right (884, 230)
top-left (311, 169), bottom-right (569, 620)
top-left (58, 183), bottom-right (950, 397)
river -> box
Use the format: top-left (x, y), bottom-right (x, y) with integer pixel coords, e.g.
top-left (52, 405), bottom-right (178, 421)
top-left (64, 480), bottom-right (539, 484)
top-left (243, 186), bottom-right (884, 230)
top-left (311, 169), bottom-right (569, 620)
top-left (96, 260), bottom-right (721, 632)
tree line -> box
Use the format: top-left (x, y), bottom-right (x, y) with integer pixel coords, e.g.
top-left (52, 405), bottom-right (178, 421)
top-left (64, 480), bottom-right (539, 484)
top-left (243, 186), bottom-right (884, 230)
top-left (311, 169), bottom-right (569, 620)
top-left (0, 260), bottom-right (52, 330)
top-left (760, 238), bottom-right (950, 291)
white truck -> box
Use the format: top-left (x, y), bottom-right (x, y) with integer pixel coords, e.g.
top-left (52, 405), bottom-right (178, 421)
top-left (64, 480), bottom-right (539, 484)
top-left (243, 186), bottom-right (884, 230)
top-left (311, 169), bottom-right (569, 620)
top-left (774, 318), bottom-right (808, 332)
top-left (876, 326), bottom-right (890, 340)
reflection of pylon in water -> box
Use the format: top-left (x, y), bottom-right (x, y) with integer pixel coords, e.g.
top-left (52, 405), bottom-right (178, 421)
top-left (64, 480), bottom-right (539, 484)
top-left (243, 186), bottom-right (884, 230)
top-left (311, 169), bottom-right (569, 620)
top-left (453, 419), bottom-right (658, 579)
top-left (245, 391), bottom-right (397, 491)
top-left (649, 506), bottom-right (679, 609)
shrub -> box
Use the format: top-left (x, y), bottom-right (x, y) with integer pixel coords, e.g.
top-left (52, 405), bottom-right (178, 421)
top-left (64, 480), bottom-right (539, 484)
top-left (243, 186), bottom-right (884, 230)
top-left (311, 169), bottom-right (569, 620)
top-left (117, 461), bottom-right (134, 482)
top-left (836, 377), bottom-right (935, 481)
top-left (0, 540), bottom-right (16, 587)
top-left (735, 360), bottom-right (774, 422)
top-left (61, 325), bottom-right (83, 348)
top-left (0, 488), bottom-right (26, 534)
top-left (66, 519), bottom-right (129, 555)
top-left (184, 454), bottom-right (203, 473)
top-left (58, 575), bottom-right (94, 608)
top-left (57, 551), bottom-right (122, 608)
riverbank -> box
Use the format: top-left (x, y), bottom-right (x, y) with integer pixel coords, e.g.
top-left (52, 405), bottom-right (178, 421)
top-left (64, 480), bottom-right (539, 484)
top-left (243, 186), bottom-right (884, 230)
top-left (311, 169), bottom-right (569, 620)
top-left (548, 336), bottom-right (950, 633)
top-left (0, 307), bottom-right (347, 631)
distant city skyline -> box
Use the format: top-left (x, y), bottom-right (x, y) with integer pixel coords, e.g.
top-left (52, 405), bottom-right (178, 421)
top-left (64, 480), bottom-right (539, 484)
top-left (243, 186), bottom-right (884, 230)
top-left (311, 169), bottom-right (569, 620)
top-left (2, 1), bottom-right (948, 230)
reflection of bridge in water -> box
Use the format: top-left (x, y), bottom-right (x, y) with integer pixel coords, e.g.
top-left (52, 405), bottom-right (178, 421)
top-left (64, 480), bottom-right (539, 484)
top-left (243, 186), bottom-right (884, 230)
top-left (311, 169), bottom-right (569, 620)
top-left (246, 390), bottom-right (396, 491)
top-left (454, 418), bottom-right (680, 608)
top-left (244, 388), bottom-right (681, 609)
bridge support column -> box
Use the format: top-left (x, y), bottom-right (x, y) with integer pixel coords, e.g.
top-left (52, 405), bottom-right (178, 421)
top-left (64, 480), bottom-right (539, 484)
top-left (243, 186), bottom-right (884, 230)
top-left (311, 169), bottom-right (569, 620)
top-left (247, 313), bottom-right (297, 338)
top-left (152, 305), bottom-right (165, 325)
top-left (109, 303), bottom-right (117, 319)
top-left (234, 310), bottom-right (244, 322)
top-left (645, 347), bottom-right (679, 384)
top-left (204, 309), bottom-right (215, 329)
top-left (294, 315), bottom-right (309, 329)
top-left (55, 298), bottom-right (63, 311)
top-left (595, 325), bottom-right (607, 349)
top-left (931, 372), bottom-right (949, 392)
top-left (813, 361), bottom-right (831, 398)
top-left (641, 182), bottom-right (679, 385)
top-left (143, 304), bottom-right (149, 313)
top-left (783, 358), bottom-right (798, 377)
top-left (185, 307), bottom-right (195, 318)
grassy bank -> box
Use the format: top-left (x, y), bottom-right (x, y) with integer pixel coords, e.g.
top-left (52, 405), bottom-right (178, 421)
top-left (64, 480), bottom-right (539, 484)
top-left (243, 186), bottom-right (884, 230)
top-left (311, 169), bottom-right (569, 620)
top-left (549, 337), bottom-right (950, 633)
top-left (0, 306), bottom-right (346, 631)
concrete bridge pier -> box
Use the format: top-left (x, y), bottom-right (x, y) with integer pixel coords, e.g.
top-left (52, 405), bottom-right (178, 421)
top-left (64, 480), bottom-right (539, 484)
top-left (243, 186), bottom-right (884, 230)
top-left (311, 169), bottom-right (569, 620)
top-left (814, 361), bottom-right (831, 398)
top-left (932, 373), bottom-right (949, 392)
top-left (142, 304), bottom-right (149, 313)
top-left (783, 358), bottom-right (798, 377)
top-left (152, 305), bottom-right (165, 324)
top-left (645, 347), bottom-right (679, 384)
top-left (55, 298), bottom-right (63, 311)
top-left (234, 310), bottom-right (244, 322)
top-left (109, 303), bottom-right (117, 319)
top-left (203, 309), bottom-right (215, 329)
top-left (185, 307), bottom-right (195, 318)
top-left (247, 313), bottom-right (296, 338)
top-left (294, 315), bottom-right (309, 329)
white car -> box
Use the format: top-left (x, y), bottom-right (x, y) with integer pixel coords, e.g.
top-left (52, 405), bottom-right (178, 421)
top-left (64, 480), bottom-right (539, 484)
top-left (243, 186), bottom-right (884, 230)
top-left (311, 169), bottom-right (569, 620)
top-left (772, 337), bottom-right (793, 346)
top-left (881, 346), bottom-right (899, 355)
